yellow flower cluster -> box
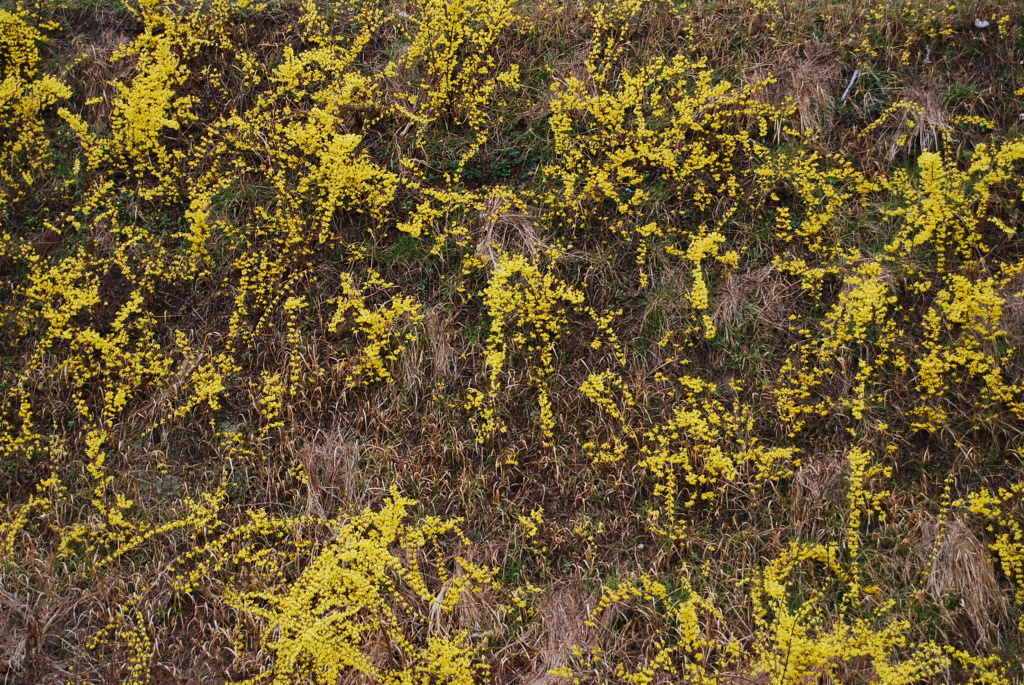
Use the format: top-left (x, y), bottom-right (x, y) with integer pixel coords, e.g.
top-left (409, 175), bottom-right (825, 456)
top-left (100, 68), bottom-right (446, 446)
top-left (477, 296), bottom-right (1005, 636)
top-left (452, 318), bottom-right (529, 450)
top-left (912, 272), bottom-right (1024, 430)
top-left (0, 9), bottom-right (70, 203)
top-left (772, 137), bottom-right (1024, 436)
top-left (638, 375), bottom-right (798, 539)
top-left (560, 446), bottom-right (1008, 685)
top-left (962, 483), bottom-right (1024, 629)
top-left (222, 492), bottom-right (497, 685)
top-left (853, 0), bottom-right (960, 59)
top-left (389, 0), bottom-right (520, 144)
top-left (579, 370), bottom-right (636, 463)
top-left (776, 260), bottom-right (902, 429)
top-left (468, 252), bottom-right (584, 443)
top-left (544, 21), bottom-right (782, 293)
top-left (328, 271), bottom-right (424, 384)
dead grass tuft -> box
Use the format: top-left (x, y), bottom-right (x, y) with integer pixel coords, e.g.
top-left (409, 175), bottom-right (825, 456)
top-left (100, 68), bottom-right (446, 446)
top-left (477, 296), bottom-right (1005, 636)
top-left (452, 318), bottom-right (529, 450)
top-left (897, 85), bottom-right (951, 156)
top-left (711, 265), bottom-right (800, 344)
top-left (476, 195), bottom-right (545, 266)
top-left (0, 586), bottom-right (83, 685)
top-left (921, 516), bottom-right (1009, 648)
top-left (768, 42), bottom-right (843, 134)
top-left (523, 582), bottom-right (604, 685)
top-left (999, 271), bottom-right (1024, 347)
top-left (300, 429), bottom-right (364, 515)
top-left (790, 451), bottom-right (846, 538)
top-left (67, 27), bottom-right (137, 127)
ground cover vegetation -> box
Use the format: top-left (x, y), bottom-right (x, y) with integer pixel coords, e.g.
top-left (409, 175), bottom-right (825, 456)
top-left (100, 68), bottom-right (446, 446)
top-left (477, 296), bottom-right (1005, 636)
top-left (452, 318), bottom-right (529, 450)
top-left (2, 0), bottom-right (1024, 682)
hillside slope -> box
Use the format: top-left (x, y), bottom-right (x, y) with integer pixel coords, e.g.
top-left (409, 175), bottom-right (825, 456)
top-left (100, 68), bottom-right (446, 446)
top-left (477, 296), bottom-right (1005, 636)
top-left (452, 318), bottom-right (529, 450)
top-left (3, 0), bottom-right (1024, 682)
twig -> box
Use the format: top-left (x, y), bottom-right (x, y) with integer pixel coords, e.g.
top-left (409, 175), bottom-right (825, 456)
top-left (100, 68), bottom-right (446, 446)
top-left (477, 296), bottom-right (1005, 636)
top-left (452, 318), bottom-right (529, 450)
top-left (840, 68), bottom-right (861, 103)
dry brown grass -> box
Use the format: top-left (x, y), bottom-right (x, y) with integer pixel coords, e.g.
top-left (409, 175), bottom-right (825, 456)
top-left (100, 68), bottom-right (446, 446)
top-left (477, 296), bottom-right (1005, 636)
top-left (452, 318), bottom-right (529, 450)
top-left (523, 583), bottom-right (604, 685)
top-left (790, 451), bottom-right (846, 538)
top-left (0, 582), bottom-right (88, 685)
top-left (751, 41), bottom-right (843, 134)
top-left (999, 271), bottom-right (1024, 347)
top-left (476, 195), bottom-right (545, 267)
top-left (300, 429), bottom-right (364, 517)
top-left (921, 516), bottom-right (1009, 648)
top-left (711, 265), bottom-right (801, 345)
top-left (3, 0), bottom-right (1024, 681)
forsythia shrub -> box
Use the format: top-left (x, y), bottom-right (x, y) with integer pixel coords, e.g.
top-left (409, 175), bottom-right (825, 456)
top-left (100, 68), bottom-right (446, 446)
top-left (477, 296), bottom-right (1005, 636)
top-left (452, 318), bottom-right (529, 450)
top-left (468, 252), bottom-right (584, 443)
top-left (0, 8), bottom-right (70, 203)
top-left (558, 445), bottom-right (1010, 685)
top-left (3, 0), bottom-right (1024, 682)
top-left (638, 375), bottom-right (798, 540)
top-left (222, 492), bottom-right (498, 685)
